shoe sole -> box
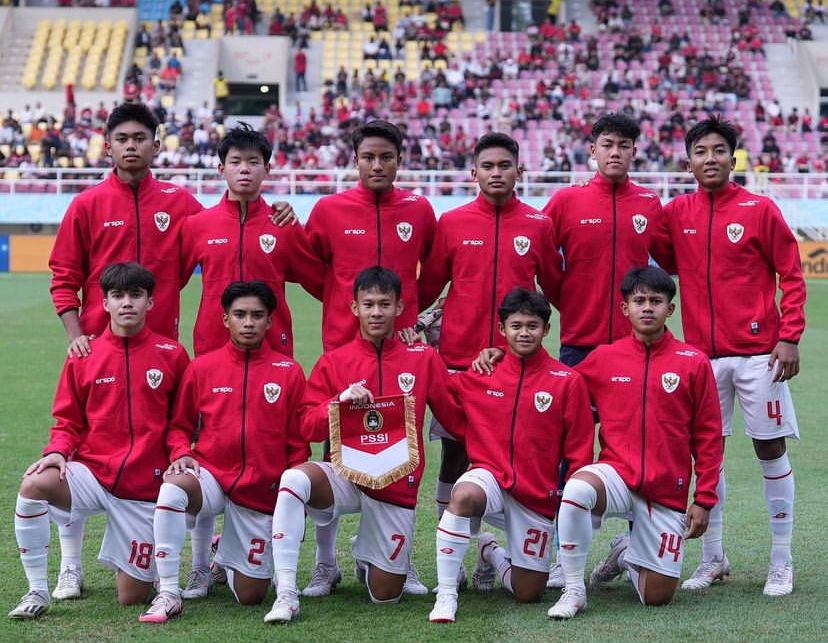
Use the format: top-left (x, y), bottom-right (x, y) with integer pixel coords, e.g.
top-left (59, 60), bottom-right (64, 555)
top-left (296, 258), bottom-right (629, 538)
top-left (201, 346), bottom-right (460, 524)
top-left (8, 609), bottom-right (48, 619)
top-left (139, 613), bottom-right (180, 624)
top-left (429, 617), bottom-right (455, 623)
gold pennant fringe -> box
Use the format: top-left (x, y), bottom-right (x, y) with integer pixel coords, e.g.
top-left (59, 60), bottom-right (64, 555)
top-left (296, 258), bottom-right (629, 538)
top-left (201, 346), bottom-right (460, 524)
top-left (328, 395), bottom-right (419, 490)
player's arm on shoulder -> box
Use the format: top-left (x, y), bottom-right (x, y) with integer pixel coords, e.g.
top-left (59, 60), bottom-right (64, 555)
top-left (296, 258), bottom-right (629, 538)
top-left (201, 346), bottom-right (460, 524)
top-left (649, 201), bottom-right (677, 275)
top-left (299, 355), bottom-right (345, 442)
top-left (178, 216), bottom-right (200, 288)
top-left (471, 347), bottom-right (505, 375)
top-left (538, 219), bottom-right (564, 308)
top-left (284, 224), bottom-right (325, 300)
top-left (268, 200), bottom-right (298, 226)
top-left (426, 352), bottom-right (467, 441)
top-left (417, 220), bottom-right (450, 310)
top-left (49, 202), bottom-right (87, 321)
top-left (63, 311), bottom-right (95, 357)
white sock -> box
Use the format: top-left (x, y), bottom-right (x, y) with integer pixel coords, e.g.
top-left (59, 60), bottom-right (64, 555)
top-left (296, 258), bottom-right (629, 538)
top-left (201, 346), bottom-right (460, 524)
top-left (189, 512), bottom-right (215, 571)
top-left (15, 495), bottom-right (51, 593)
top-left (701, 467), bottom-right (725, 563)
top-left (435, 511), bottom-right (471, 595)
top-left (153, 483), bottom-right (189, 595)
top-left (483, 539), bottom-right (513, 593)
top-left (759, 454), bottom-right (794, 567)
top-left (557, 478), bottom-right (597, 591)
top-left (435, 480), bottom-right (453, 521)
top-left (57, 516), bottom-right (84, 573)
top-left (273, 469), bottom-right (311, 592)
top-left (314, 518), bottom-right (338, 567)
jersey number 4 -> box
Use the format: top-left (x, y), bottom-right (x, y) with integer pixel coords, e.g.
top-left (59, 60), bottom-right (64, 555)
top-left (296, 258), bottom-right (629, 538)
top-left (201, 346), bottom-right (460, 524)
top-left (767, 400), bottom-right (782, 427)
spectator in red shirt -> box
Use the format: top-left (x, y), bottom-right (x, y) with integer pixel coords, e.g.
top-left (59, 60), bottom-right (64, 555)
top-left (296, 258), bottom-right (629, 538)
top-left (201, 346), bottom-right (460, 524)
top-left (294, 49), bottom-right (307, 92)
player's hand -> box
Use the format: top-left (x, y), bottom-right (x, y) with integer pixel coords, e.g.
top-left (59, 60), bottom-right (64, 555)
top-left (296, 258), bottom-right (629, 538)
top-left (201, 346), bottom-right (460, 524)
top-left (684, 504), bottom-right (710, 539)
top-left (768, 341), bottom-right (799, 382)
top-left (339, 383), bottom-right (374, 404)
top-left (398, 326), bottom-right (421, 346)
top-left (25, 452), bottom-right (67, 479)
top-left (167, 455), bottom-right (200, 476)
top-left (269, 201), bottom-right (297, 226)
top-left (67, 334), bottom-right (95, 358)
top-left (471, 347), bottom-right (505, 375)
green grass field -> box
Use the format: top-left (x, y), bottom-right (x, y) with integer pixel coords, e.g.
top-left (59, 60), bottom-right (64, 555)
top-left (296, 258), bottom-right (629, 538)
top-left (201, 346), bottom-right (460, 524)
top-left (0, 274), bottom-right (825, 643)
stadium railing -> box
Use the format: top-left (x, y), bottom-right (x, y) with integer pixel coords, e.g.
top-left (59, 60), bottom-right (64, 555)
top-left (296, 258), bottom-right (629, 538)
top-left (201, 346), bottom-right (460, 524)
top-left (1, 169), bottom-right (826, 200)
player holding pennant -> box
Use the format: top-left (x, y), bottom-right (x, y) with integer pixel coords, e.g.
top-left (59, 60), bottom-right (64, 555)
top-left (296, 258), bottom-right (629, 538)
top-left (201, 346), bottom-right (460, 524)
top-left (140, 281), bottom-right (308, 623)
top-left (301, 120), bottom-right (438, 597)
top-left (653, 117), bottom-right (806, 596)
top-left (428, 288), bottom-right (594, 624)
top-left (9, 263), bottom-right (189, 619)
top-left (265, 267), bottom-right (459, 623)
top-left (547, 267), bottom-right (723, 619)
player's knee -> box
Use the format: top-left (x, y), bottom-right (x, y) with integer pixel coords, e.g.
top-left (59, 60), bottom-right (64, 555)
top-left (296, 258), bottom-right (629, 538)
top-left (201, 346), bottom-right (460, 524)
top-left (279, 467), bottom-right (312, 504)
top-left (513, 584), bottom-right (544, 604)
top-left (116, 579), bottom-right (152, 605)
top-left (235, 586), bottom-right (268, 605)
top-left (367, 581), bottom-right (403, 604)
top-left (642, 589), bottom-right (675, 606)
top-left (561, 476), bottom-right (598, 512)
top-left (447, 483), bottom-right (484, 517)
top-left (640, 575), bottom-right (678, 606)
top-left (19, 470), bottom-right (59, 500)
top-left (753, 437), bottom-right (786, 460)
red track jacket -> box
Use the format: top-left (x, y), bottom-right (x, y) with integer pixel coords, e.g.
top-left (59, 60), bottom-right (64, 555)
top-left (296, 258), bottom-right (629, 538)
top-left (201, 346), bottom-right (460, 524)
top-left (418, 193), bottom-right (563, 369)
top-left (448, 348), bottom-right (594, 519)
top-left (655, 182), bottom-right (806, 357)
top-left (305, 183), bottom-right (437, 351)
top-left (576, 330), bottom-right (723, 512)
top-left (301, 336), bottom-right (457, 508)
top-left (179, 193), bottom-right (324, 356)
top-left (543, 174), bottom-right (666, 347)
top-left (49, 171), bottom-right (202, 339)
top-left (167, 341), bottom-right (309, 515)
top-left (44, 325), bottom-right (190, 502)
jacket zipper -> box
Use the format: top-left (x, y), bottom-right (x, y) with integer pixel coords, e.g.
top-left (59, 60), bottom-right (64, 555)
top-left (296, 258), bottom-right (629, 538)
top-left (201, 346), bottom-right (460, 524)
top-left (375, 193), bottom-right (382, 265)
top-left (608, 183), bottom-right (618, 343)
top-left (132, 186), bottom-right (142, 263)
top-left (374, 339), bottom-right (384, 394)
top-left (238, 202), bottom-right (245, 280)
top-left (636, 344), bottom-right (651, 492)
top-left (489, 205), bottom-right (501, 346)
top-left (507, 359), bottom-right (525, 492)
top-left (228, 352), bottom-right (250, 496)
top-left (706, 192), bottom-right (717, 357)
top-left (111, 337), bottom-right (135, 494)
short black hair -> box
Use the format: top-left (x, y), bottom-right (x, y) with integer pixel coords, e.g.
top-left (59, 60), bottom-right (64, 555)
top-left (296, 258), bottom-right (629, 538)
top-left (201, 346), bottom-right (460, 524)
top-left (684, 116), bottom-right (738, 156)
top-left (620, 266), bottom-right (676, 301)
top-left (591, 113), bottom-right (641, 142)
top-left (99, 262), bottom-right (155, 296)
top-left (498, 288), bottom-right (551, 325)
top-left (473, 132), bottom-right (519, 163)
top-left (105, 103), bottom-right (159, 138)
top-left (221, 281), bottom-right (277, 313)
top-left (217, 122), bottom-right (273, 164)
top-left (353, 265), bottom-right (402, 299)
top-left (352, 120), bottom-right (403, 155)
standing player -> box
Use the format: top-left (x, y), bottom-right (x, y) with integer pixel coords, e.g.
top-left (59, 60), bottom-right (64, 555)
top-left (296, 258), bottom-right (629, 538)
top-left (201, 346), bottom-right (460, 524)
top-left (46, 104), bottom-right (294, 599)
top-left (9, 263), bottom-right (189, 619)
top-left (417, 134), bottom-right (562, 571)
top-left (548, 266), bottom-right (723, 619)
top-left (301, 121), bottom-right (438, 596)
top-left (179, 123), bottom-right (324, 358)
top-left (265, 267), bottom-right (458, 623)
top-left (541, 113), bottom-right (667, 587)
top-left (140, 281), bottom-right (308, 623)
top-left (428, 288), bottom-right (593, 624)
top-left (655, 117), bottom-right (806, 596)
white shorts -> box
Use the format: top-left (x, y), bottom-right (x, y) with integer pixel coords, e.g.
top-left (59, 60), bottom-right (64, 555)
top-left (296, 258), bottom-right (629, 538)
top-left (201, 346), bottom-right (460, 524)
top-left (429, 368), bottom-right (459, 441)
top-left (193, 467), bottom-right (273, 580)
top-left (457, 468), bottom-right (555, 573)
top-left (55, 461), bottom-right (156, 583)
top-left (712, 355), bottom-right (799, 440)
top-left (579, 463), bottom-right (686, 579)
top-left (305, 462), bottom-right (415, 576)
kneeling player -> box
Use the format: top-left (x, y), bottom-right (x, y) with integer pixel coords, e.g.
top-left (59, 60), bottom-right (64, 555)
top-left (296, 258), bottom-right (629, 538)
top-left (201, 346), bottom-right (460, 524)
top-left (266, 266), bottom-right (458, 623)
top-left (9, 263), bottom-right (189, 619)
top-left (548, 267), bottom-right (723, 619)
top-left (429, 288), bottom-right (594, 624)
top-left (140, 281), bottom-right (308, 623)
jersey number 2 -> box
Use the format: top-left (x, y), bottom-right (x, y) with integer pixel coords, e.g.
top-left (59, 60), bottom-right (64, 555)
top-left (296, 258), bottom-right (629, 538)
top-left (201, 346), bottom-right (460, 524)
top-left (248, 538), bottom-right (266, 566)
